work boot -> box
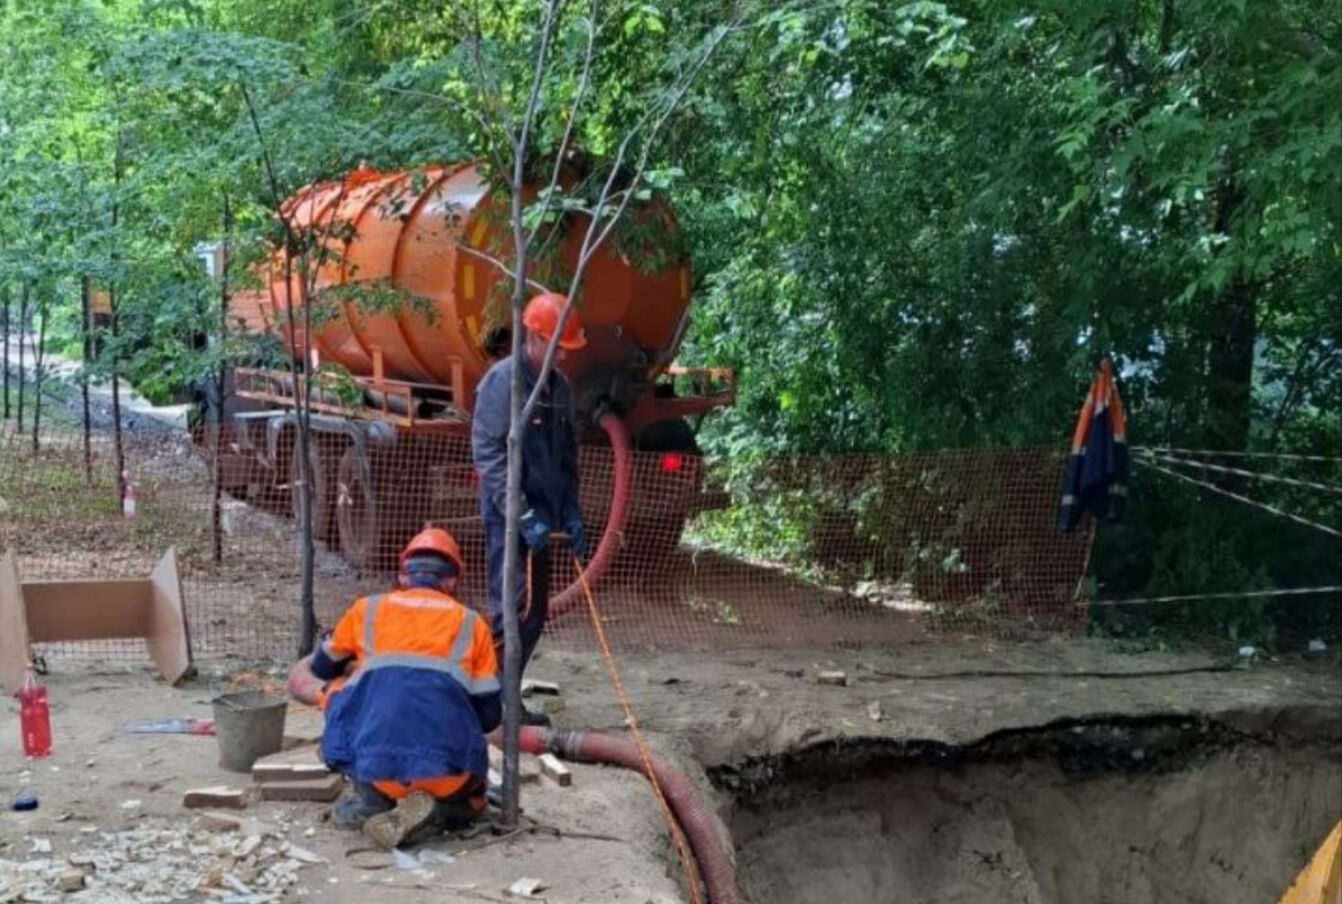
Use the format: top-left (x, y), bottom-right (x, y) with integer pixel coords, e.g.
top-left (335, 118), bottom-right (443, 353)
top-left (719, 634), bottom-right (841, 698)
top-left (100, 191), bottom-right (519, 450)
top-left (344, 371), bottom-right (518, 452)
top-left (363, 790), bottom-right (438, 850)
top-left (331, 781), bottom-right (392, 829)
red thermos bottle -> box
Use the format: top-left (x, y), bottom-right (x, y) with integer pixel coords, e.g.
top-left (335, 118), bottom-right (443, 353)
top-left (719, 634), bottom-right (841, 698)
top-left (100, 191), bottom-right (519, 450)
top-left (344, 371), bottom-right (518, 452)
top-left (19, 662), bottom-right (52, 758)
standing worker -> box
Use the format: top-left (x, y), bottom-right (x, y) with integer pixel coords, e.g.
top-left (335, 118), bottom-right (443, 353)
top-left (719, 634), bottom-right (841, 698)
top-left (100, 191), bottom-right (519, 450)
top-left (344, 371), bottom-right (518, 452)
top-left (471, 291), bottom-right (588, 727)
top-left (300, 528), bottom-right (501, 849)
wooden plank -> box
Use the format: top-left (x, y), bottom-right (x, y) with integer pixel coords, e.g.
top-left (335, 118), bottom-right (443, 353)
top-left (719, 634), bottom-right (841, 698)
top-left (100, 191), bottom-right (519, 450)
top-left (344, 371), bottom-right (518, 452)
top-left (538, 753), bottom-right (572, 788)
top-left (253, 762), bottom-right (331, 784)
top-left (259, 773), bottom-right (344, 802)
top-left (147, 548), bottom-right (192, 685)
top-left (22, 580), bottom-right (153, 642)
top-left (0, 550), bottom-right (30, 695)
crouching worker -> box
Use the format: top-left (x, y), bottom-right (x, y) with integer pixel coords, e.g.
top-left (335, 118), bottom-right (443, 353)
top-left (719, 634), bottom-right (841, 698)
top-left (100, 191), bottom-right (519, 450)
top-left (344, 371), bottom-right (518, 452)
top-left (308, 528), bottom-right (501, 849)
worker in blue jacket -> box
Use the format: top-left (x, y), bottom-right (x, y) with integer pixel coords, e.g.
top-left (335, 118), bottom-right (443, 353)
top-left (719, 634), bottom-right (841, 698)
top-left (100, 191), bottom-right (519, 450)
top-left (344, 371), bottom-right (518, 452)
top-left (471, 291), bottom-right (588, 727)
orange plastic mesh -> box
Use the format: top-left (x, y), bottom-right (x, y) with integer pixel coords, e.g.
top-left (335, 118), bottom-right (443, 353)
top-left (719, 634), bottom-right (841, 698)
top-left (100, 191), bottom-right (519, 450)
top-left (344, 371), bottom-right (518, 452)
top-left (0, 418), bottom-right (1093, 667)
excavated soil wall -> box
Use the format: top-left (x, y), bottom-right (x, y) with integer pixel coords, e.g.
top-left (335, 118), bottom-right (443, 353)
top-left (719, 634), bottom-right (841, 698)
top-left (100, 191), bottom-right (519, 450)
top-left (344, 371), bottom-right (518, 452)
top-left (723, 717), bottom-right (1341, 904)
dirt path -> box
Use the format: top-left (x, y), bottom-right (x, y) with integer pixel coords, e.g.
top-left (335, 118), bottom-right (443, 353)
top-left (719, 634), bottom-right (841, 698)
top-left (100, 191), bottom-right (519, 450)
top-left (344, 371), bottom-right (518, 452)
top-left (526, 641), bottom-right (1341, 768)
top-left (1, 644), bottom-right (1338, 903)
top-left (2, 335), bottom-right (190, 435)
top-left (1, 673), bottom-right (686, 904)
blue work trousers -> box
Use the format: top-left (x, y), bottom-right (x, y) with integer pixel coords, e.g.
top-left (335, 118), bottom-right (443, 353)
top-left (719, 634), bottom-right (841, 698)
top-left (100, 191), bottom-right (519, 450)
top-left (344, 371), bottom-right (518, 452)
top-left (484, 510), bottom-right (551, 676)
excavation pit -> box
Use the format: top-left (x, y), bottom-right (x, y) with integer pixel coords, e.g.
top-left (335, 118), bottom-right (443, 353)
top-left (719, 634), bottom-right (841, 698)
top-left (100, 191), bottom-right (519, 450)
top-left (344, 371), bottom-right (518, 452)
top-left (725, 719), bottom-right (1341, 904)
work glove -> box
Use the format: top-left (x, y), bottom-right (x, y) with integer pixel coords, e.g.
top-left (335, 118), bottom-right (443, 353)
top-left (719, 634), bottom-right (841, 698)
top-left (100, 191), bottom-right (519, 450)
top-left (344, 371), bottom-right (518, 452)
top-left (519, 510), bottom-right (551, 551)
top-left (564, 514), bottom-right (588, 561)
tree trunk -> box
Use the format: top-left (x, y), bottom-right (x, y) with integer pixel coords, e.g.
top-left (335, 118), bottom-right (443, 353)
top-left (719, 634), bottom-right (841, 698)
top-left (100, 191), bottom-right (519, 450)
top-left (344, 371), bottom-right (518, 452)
top-left (286, 246), bottom-right (317, 658)
top-left (239, 82), bottom-right (316, 658)
top-left (497, 148), bottom-right (532, 830)
top-left (81, 275), bottom-right (93, 483)
top-left (31, 296), bottom-right (47, 453)
top-left (1205, 277), bottom-right (1257, 451)
top-left (2, 282), bottom-right (10, 421)
top-left (111, 145), bottom-right (126, 508)
top-left (110, 283), bottom-right (125, 503)
top-left (1204, 177), bottom-right (1256, 452)
top-left (211, 196), bottom-right (232, 564)
top-left (17, 282), bottom-right (28, 432)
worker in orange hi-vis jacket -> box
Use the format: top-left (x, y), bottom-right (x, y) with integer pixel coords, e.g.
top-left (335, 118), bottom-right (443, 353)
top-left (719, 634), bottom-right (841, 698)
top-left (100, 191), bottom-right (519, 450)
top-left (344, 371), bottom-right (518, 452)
top-left (289, 528), bottom-right (501, 850)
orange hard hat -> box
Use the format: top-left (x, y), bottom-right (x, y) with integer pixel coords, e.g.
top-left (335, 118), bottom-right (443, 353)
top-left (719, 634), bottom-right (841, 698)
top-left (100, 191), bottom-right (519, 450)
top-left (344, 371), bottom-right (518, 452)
top-left (399, 527), bottom-right (464, 575)
top-left (523, 292), bottom-right (587, 350)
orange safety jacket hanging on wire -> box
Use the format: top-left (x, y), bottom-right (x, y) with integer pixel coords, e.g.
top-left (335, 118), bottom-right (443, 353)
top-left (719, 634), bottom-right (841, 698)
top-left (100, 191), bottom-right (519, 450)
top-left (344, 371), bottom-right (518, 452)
top-left (1058, 358), bottom-right (1129, 532)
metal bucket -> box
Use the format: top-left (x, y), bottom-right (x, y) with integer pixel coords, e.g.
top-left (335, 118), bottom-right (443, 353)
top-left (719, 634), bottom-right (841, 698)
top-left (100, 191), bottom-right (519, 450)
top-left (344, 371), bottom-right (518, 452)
top-left (211, 690), bottom-right (288, 773)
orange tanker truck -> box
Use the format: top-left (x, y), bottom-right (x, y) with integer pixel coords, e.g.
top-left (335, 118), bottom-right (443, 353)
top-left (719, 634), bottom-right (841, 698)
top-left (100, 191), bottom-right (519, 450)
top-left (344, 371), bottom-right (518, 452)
top-left (213, 163), bottom-right (732, 600)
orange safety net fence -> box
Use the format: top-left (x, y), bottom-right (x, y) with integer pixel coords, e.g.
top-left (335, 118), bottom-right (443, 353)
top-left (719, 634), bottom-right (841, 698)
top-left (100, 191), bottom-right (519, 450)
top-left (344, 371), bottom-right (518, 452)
top-left (0, 417), bottom-right (1093, 667)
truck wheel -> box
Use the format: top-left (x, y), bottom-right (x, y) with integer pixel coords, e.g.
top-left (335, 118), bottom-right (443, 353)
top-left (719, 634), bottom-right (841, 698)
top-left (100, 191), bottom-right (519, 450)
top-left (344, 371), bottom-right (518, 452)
top-left (336, 445), bottom-right (386, 571)
top-left (336, 446), bottom-right (426, 572)
top-left (290, 438), bottom-right (339, 543)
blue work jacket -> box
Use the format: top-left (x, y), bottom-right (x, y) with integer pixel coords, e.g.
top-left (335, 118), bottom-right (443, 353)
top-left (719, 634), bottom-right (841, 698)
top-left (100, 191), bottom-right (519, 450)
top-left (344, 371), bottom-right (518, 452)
top-left (470, 356), bottom-right (581, 527)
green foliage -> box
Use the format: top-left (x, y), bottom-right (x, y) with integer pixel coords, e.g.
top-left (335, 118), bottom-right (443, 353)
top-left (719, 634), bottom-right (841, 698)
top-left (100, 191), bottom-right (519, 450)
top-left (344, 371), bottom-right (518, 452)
top-left (1, 0), bottom-right (1337, 644)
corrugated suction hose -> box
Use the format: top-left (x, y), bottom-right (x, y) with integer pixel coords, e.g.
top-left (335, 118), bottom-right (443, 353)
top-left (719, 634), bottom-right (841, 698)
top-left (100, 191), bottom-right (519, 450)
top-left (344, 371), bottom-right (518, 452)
top-left (288, 673), bottom-right (744, 901)
top-left (548, 410), bottom-right (631, 619)
top-left (493, 726), bottom-right (743, 904)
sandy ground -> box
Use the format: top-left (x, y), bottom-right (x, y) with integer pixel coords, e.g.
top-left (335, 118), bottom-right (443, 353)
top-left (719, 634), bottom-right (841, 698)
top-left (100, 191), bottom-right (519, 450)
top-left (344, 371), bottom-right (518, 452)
top-left (524, 641), bottom-right (1342, 768)
top-left (0, 670), bottom-right (687, 904)
top-left (1, 642), bottom-right (1338, 903)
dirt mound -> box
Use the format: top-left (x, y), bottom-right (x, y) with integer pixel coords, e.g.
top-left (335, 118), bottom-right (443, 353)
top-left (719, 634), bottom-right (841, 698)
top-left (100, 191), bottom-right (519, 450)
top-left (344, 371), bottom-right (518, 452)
top-left (729, 721), bottom-right (1340, 904)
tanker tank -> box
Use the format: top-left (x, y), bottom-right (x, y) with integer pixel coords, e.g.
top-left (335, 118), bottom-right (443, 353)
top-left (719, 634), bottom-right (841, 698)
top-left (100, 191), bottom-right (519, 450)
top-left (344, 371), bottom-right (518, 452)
top-left (216, 162), bottom-right (734, 580)
top-left (231, 162), bottom-right (696, 421)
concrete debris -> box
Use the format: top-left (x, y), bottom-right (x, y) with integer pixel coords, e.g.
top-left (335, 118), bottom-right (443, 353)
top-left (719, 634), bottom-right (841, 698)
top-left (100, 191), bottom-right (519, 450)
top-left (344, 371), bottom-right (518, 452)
top-left (520, 679), bottom-right (561, 697)
top-left (56, 870), bottom-right (84, 893)
top-left (866, 700), bottom-right (884, 722)
top-left (0, 821), bottom-right (321, 904)
top-left (183, 787), bottom-right (248, 810)
top-left (281, 845), bottom-right (326, 865)
top-left (507, 876), bottom-right (548, 897)
top-left (817, 670), bottom-right (849, 687)
top-left (198, 811), bottom-right (243, 833)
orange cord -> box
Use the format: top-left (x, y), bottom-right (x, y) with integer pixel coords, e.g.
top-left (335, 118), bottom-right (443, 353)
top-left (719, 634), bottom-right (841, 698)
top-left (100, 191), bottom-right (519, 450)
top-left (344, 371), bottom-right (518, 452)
top-left (574, 557), bottom-right (704, 904)
top-left (522, 552), bottom-right (533, 621)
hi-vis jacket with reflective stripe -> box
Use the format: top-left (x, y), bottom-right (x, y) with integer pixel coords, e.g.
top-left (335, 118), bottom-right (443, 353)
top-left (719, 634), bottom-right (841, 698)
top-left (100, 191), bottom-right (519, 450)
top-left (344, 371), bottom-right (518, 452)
top-left (320, 589), bottom-right (501, 785)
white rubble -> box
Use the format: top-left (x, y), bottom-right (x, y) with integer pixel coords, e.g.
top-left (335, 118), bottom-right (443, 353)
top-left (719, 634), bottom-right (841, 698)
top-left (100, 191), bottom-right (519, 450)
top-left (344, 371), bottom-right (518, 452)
top-left (0, 819), bottom-right (319, 904)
